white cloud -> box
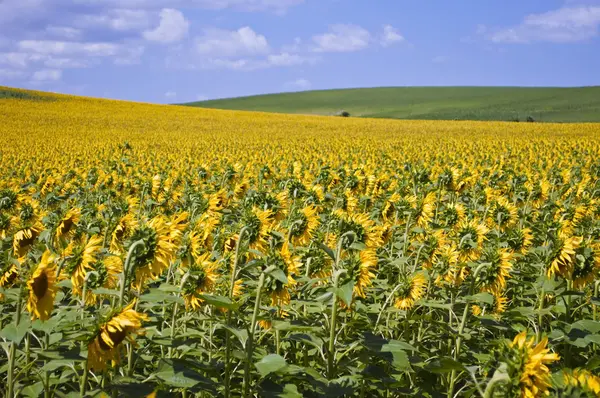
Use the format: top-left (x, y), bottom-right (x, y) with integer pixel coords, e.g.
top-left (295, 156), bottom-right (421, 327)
top-left (266, 52), bottom-right (317, 66)
top-left (143, 8), bottom-right (189, 43)
top-left (432, 55), bottom-right (448, 64)
top-left (284, 78), bottom-right (311, 90)
top-left (71, 0), bottom-right (303, 13)
top-left (490, 6), bottom-right (600, 43)
top-left (19, 40), bottom-right (121, 57)
top-left (0, 53), bottom-right (42, 68)
top-left (45, 26), bottom-right (82, 40)
top-left (0, 68), bottom-right (27, 81)
top-left (312, 24), bottom-right (372, 53)
top-left (380, 25), bottom-right (404, 46)
top-left (32, 69), bottom-right (62, 81)
top-left (165, 91), bottom-right (177, 98)
top-left (74, 9), bottom-right (151, 32)
top-left (195, 26), bottom-right (270, 57)
top-left (196, 94), bottom-right (209, 101)
top-left (114, 45), bottom-right (145, 65)
top-left (44, 57), bottom-right (89, 68)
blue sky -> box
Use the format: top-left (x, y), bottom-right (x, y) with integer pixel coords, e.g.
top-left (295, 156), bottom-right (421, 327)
top-left (0, 0), bottom-right (599, 103)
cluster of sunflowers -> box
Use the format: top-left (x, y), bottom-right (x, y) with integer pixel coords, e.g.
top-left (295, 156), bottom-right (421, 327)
top-left (1, 87), bottom-right (600, 397)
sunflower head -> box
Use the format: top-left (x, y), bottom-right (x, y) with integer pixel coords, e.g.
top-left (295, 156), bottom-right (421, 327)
top-left (559, 369), bottom-right (600, 397)
top-left (493, 331), bottom-right (559, 398)
top-left (571, 244), bottom-right (600, 290)
top-left (338, 249), bottom-right (377, 300)
top-left (393, 272), bottom-right (427, 310)
top-left (0, 188), bottom-right (20, 211)
top-left (262, 243), bottom-right (299, 307)
top-left (289, 205), bottom-right (320, 246)
top-left (55, 207), bottom-right (81, 243)
top-left (476, 248), bottom-right (513, 295)
top-left (182, 254), bottom-right (219, 310)
top-left (87, 303), bottom-right (148, 371)
top-left (26, 251), bottom-right (59, 321)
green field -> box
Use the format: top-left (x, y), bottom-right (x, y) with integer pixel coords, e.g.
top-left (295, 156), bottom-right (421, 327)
top-left (184, 86), bottom-right (600, 122)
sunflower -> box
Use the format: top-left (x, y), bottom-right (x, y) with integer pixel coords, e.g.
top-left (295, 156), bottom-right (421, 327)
top-left (110, 213), bottom-right (138, 254)
top-left (167, 211), bottom-right (189, 247)
top-left (337, 212), bottom-right (383, 249)
top-left (12, 201), bottom-right (45, 259)
top-left (263, 242), bottom-right (300, 307)
top-left (418, 229), bottom-right (449, 269)
top-left (507, 228), bottom-right (534, 255)
top-left (55, 207), bottom-right (81, 243)
top-left (488, 197), bottom-right (519, 232)
top-left (26, 251), bottom-right (59, 321)
top-left (498, 331), bottom-right (559, 398)
top-left (289, 205), bottom-right (320, 246)
top-left (455, 219), bottom-right (489, 262)
top-left (526, 179), bottom-right (550, 209)
top-left (82, 256), bottom-right (122, 305)
top-left (241, 207), bottom-right (273, 254)
top-left (571, 244), bottom-right (600, 289)
top-left (546, 233), bottom-right (583, 278)
top-left (126, 216), bottom-right (177, 287)
top-left (381, 192), bottom-right (401, 223)
top-left (410, 192), bottom-right (436, 228)
top-left (182, 253), bottom-right (219, 310)
top-left (0, 261), bottom-right (18, 300)
top-left (394, 272), bottom-right (427, 310)
top-left (562, 368), bottom-right (600, 396)
top-left (440, 202), bottom-right (466, 230)
top-left (433, 244), bottom-right (464, 287)
top-left (477, 248), bottom-right (513, 295)
top-left (471, 293), bottom-right (507, 318)
top-left (177, 230), bottom-right (203, 268)
top-left (339, 248), bottom-right (377, 300)
top-left (207, 189), bottom-right (227, 216)
top-left (87, 302), bottom-right (148, 371)
top-left (63, 234), bottom-right (102, 284)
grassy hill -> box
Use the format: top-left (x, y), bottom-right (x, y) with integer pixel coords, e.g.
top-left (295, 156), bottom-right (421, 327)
top-left (183, 86), bottom-right (600, 122)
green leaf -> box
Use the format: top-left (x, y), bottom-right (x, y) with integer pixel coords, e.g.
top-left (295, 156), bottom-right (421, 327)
top-left (91, 288), bottom-right (119, 297)
top-left (0, 319), bottom-right (31, 344)
top-left (468, 292), bottom-right (494, 306)
top-left (21, 382), bottom-right (44, 398)
top-left (279, 384), bottom-right (302, 398)
top-left (220, 325), bottom-right (248, 348)
top-left (268, 268), bottom-right (289, 285)
top-left (571, 320), bottom-right (600, 334)
top-left (41, 359), bottom-right (76, 372)
top-left (255, 354), bottom-right (287, 377)
top-left (425, 357), bottom-right (465, 373)
top-left (198, 294), bottom-right (240, 311)
top-left (381, 343), bottom-right (411, 370)
top-left (336, 281), bottom-right (354, 307)
top-left (154, 359), bottom-right (209, 388)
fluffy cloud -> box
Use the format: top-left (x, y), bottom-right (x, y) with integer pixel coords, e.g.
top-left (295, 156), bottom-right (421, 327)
top-left (284, 78), bottom-right (311, 90)
top-left (490, 6), bottom-right (600, 43)
top-left (312, 24), bottom-right (405, 53)
top-left (0, 68), bottom-right (27, 81)
top-left (312, 24), bottom-right (371, 53)
top-left (45, 26), bottom-right (82, 40)
top-left (195, 27), bottom-right (270, 57)
top-left (32, 69), bottom-right (62, 81)
top-left (75, 9), bottom-right (151, 32)
top-left (381, 25), bottom-right (404, 46)
top-left (143, 8), bottom-right (189, 43)
top-left (19, 40), bottom-right (121, 56)
top-left (165, 91), bottom-right (177, 98)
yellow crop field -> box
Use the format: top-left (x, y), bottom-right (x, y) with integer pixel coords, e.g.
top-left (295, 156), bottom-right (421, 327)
top-left (1, 87), bottom-right (600, 397)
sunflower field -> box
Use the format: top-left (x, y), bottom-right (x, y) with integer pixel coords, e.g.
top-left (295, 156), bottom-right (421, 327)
top-left (1, 87), bottom-right (600, 397)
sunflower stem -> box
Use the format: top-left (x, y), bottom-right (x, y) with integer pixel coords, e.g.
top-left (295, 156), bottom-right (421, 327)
top-left (168, 273), bottom-right (190, 358)
top-left (225, 226), bottom-right (248, 398)
top-left (328, 269), bottom-right (346, 379)
top-left (7, 286), bottom-right (23, 398)
top-left (119, 239), bottom-right (145, 307)
top-left (80, 357), bottom-right (89, 397)
top-left (448, 262), bottom-right (485, 398)
top-left (243, 266), bottom-right (273, 398)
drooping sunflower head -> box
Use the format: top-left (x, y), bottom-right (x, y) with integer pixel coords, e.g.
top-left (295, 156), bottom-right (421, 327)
top-left (440, 202), bottom-right (466, 230)
top-left (546, 233), bottom-right (583, 279)
top-left (12, 201), bottom-right (45, 259)
top-left (301, 247), bottom-right (333, 280)
top-left (456, 219), bottom-right (489, 262)
top-left (338, 248), bottom-right (377, 300)
top-left (488, 197), bottom-right (518, 232)
top-left (55, 207), bottom-right (81, 243)
top-left (433, 244), bottom-right (465, 287)
top-left (0, 257), bottom-right (19, 300)
top-left (0, 188), bottom-right (21, 212)
top-left (26, 251), bottom-right (59, 321)
top-left (560, 368), bottom-right (600, 397)
top-left (419, 229), bottom-right (449, 268)
top-left (410, 192), bottom-right (436, 228)
top-left (262, 242), bottom-right (300, 307)
top-left (495, 331), bottom-right (559, 398)
top-left (476, 248), bottom-right (513, 295)
top-left (182, 254), bottom-right (219, 310)
top-left (289, 205), bottom-right (320, 247)
top-left (571, 244), bottom-right (600, 290)
top-left (82, 256), bottom-right (122, 305)
top-left (177, 230), bottom-right (203, 268)
top-left (110, 213), bottom-right (138, 254)
top-left (393, 272), bottom-right (427, 311)
top-left (126, 216), bottom-right (176, 287)
top-left (337, 212), bottom-right (382, 250)
top-left (87, 303), bottom-right (148, 371)
top-left (242, 207), bottom-right (273, 252)
top-left (471, 292), bottom-right (507, 319)
top-left (506, 227), bottom-right (534, 255)
top-left (62, 235), bottom-right (103, 293)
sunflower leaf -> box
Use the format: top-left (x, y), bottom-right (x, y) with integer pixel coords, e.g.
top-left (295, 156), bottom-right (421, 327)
top-left (0, 318), bottom-right (31, 344)
top-left (255, 354), bottom-right (287, 377)
top-left (336, 281), bottom-right (354, 307)
top-left (198, 294), bottom-right (240, 310)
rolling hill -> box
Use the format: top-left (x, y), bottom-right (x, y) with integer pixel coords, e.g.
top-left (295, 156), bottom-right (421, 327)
top-left (183, 86), bottom-right (600, 123)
